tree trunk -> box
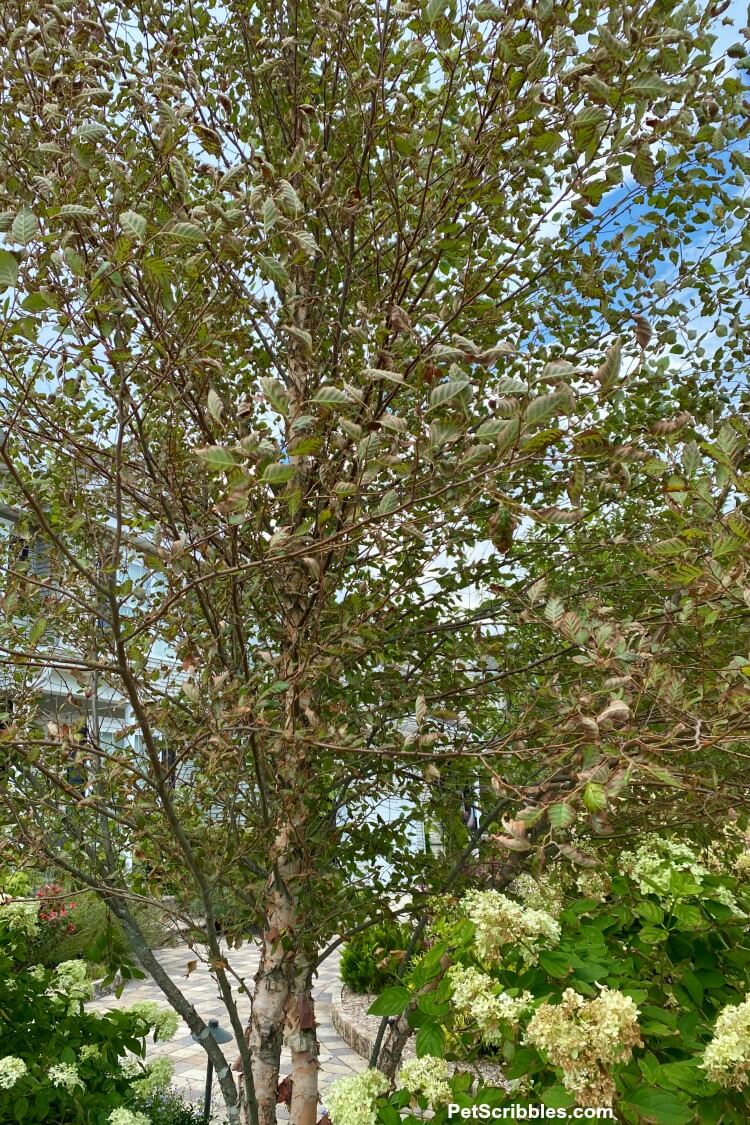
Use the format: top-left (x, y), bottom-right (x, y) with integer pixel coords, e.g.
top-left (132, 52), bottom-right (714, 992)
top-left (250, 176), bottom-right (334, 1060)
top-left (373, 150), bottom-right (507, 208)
top-left (376, 1011), bottom-right (413, 1081)
top-left (246, 839), bottom-right (297, 1125)
top-left (286, 958), bottom-right (319, 1125)
top-left (244, 824), bottom-right (320, 1125)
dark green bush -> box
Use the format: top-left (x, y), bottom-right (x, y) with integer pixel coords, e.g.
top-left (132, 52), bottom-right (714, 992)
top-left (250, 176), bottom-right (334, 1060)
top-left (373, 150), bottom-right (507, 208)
top-left (340, 921), bottom-right (409, 994)
top-left (133, 1088), bottom-right (205, 1125)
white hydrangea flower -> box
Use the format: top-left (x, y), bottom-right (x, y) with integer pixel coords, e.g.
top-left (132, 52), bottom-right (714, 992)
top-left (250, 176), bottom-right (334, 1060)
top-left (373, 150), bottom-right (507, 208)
top-left (51, 959), bottom-right (93, 1013)
top-left (108, 1109), bottom-right (151, 1125)
top-left (735, 852), bottom-right (750, 877)
top-left (48, 1062), bottom-right (84, 1092)
top-left (78, 1044), bottom-right (101, 1063)
top-left (448, 964), bottom-right (531, 1045)
top-left (575, 870), bottom-right (611, 902)
top-left (702, 993), bottom-right (750, 1089)
top-left (131, 1057), bottom-right (174, 1096)
top-left (0, 900), bottom-right (38, 936)
top-left (510, 872), bottom-right (565, 918)
top-left (462, 889), bottom-right (561, 965)
top-left (620, 835), bottom-right (741, 911)
top-left (120, 1057), bottom-right (141, 1079)
top-left (324, 1068), bottom-right (389, 1125)
top-left (525, 987), bottom-right (641, 1107)
top-left (0, 1057), bottom-right (27, 1089)
top-left (128, 1000), bottom-right (179, 1041)
top-left (398, 1055), bottom-right (451, 1105)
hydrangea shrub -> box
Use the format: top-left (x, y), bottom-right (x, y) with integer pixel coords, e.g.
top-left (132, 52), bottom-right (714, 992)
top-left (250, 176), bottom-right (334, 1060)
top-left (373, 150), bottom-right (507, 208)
top-left (355, 832), bottom-right (750, 1124)
top-left (0, 899), bottom-right (178, 1124)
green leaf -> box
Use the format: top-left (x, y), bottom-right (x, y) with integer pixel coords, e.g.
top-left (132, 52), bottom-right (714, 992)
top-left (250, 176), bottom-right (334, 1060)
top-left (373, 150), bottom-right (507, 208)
top-left (538, 950), bottom-right (573, 977)
top-left (262, 463), bottom-right (296, 484)
top-left (207, 389), bottom-right (224, 423)
top-left (11, 209), bottom-right (38, 245)
top-left (277, 179), bottom-right (302, 216)
top-left (598, 26), bottom-right (629, 58)
top-left (429, 379), bottom-right (471, 410)
top-left (259, 254), bottom-right (290, 288)
top-left (368, 986), bottom-right (410, 1016)
top-left (639, 926), bottom-right (668, 944)
top-left (170, 158), bottom-right (189, 196)
top-left (632, 147), bottom-right (656, 188)
top-left (596, 338), bottom-right (621, 392)
top-left (541, 1085), bottom-right (575, 1109)
top-left (196, 445), bottom-right (238, 470)
top-left (0, 250), bottom-right (19, 289)
top-left (260, 378), bottom-right (290, 416)
top-left (475, 418), bottom-right (511, 439)
top-left (426, 0), bottom-right (447, 21)
top-left (172, 221), bottom-right (204, 243)
top-left (312, 386), bottom-right (350, 405)
top-left (363, 367), bottom-right (404, 386)
top-left (75, 122), bottom-right (108, 143)
top-left (293, 230), bottom-right (319, 258)
top-left (623, 1088), bottom-right (692, 1125)
top-left (64, 247), bottom-right (86, 276)
top-left (120, 211), bottom-right (147, 241)
top-left (57, 204), bottom-right (97, 218)
top-left (378, 489), bottom-right (399, 516)
top-left (630, 76), bottom-right (671, 100)
top-left (415, 1020), bottom-right (445, 1057)
top-left (582, 781), bottom-right (606, 812)
top-left (495, 375), bottom-right (526, 394)
top-left (548, 803), bottom-right (576, 828)
top-left (377, 1107), bottom-right (402, 1125)
top-left (263, 196), bottom-right (280, 234)
top-left (474, 2), bottom-right (503, 20)
top-left (681, 969), bottom-right (704, 1006)
top-left (532, 506), bottom-right (584, 526)
top-left (636, 900), bottom-right (664, 924)
top-left (524, 388), bottom-right (572, 428)
top-left (29, 617), bottom-right (47, 645)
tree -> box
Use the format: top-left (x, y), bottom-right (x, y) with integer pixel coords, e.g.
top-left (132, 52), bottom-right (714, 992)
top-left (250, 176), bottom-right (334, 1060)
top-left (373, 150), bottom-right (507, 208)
top-left (0, 1), bottom-right (749, 1122)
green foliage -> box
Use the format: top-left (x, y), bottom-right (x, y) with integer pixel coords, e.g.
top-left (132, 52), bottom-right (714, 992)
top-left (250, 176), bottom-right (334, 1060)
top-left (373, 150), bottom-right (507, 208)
top-left (370, 834), bottom-right (750, 1124)
top-left (131, 1089), bottom-right (205, 1125)
top-left (1, 0), bottom-right (750, 1118)
top-left (0, 924), bottom-right (176, 1125)
top-left (340, 922), bottom-right (411, 995)
top-left (32, 893), bottom-right (171, 972)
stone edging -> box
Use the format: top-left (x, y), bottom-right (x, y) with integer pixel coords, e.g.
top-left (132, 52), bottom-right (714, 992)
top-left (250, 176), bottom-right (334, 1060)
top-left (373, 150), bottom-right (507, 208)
top-left (331, 984), bottom-right (507, 1089)
top-left (330, 983), bottom-right (379, 1061)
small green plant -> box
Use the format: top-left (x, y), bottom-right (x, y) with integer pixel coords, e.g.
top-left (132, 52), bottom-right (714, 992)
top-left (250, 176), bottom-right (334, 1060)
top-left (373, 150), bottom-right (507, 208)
top-left (340, 921), bottom-right (410, 995)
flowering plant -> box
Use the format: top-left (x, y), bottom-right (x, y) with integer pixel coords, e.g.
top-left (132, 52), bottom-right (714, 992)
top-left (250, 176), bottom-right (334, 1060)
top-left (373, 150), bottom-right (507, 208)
top-left (365, 833), bottom-right (750, 1124)
top-left (0, 917), bottom-right (177, 1124)
top-left (35, 883), bottom-right (78, 937)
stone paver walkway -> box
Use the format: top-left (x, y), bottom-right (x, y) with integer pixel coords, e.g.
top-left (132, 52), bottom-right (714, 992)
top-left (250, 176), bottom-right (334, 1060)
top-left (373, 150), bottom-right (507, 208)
top-left (87, 942), bottom-right (367, 1119)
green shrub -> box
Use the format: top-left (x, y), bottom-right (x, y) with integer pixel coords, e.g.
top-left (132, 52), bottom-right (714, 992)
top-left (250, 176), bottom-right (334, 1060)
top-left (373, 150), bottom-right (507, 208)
top-left (340, 921), bottom-right (410, 994)
top-left (132, 1088), bottom-right (205, 1125)
top-left (0, 898), bottom-right (181, 1125)
top-left (359, 831), bottom-right (750, 1124)
top-left (32, 889), bottom-right (172, 971)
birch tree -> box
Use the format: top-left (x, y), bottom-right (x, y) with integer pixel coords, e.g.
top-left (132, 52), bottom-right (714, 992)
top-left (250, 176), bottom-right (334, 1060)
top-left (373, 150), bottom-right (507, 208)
top-left (0, 0), bottom-right (749, 1122)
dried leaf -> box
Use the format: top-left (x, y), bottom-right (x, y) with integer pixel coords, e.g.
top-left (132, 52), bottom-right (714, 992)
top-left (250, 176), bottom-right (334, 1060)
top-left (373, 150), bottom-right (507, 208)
top-left (632, 314), bottom-right (653, 349)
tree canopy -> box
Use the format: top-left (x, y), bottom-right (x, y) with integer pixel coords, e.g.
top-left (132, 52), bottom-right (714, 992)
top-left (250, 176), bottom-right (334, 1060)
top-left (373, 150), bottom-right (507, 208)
top-left (0, 1), bottom-right (749, 1122)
